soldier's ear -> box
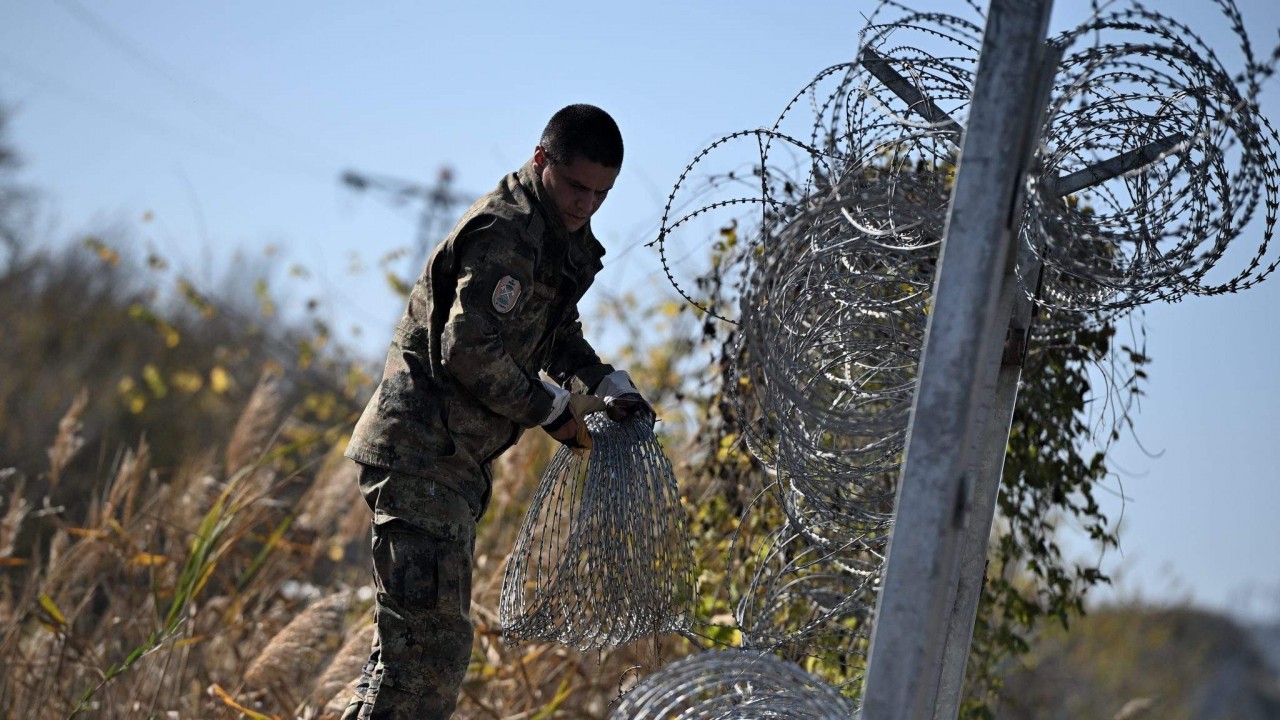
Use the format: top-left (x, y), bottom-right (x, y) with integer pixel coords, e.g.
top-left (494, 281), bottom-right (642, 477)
top-left (533, 146), bottom-right (548, 172)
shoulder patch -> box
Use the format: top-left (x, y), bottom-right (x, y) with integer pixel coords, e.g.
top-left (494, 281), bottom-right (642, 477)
top-left (492, 275), bottom-right (522, 314)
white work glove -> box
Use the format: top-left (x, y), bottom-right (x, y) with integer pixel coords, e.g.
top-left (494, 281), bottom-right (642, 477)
top-left (540, 380), bottom-right (605, 450)
top-left (593, 370), bottom-right (655, 426)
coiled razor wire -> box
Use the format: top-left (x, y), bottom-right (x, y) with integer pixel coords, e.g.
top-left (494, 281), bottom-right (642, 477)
top-left (609, 649), bottom-right (858, 720)
top-left (653, 0), bottom-right (1280, 531)
top-left (500, 412), bottom-right (696, 649)
top-left (652, 2), bottom-right (979, 325)
top-left (629, 0), bottom-right (1280, 705)
top-left (1027, 1), bottom-right (1280, 313)
top-left (732, 523), bottom-right (882, 660)
top-left (734, 171), bottom-right (947, 539)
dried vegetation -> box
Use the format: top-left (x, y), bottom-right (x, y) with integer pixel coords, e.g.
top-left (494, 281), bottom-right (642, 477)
top-left (0, 234), bottom-right (711, 719)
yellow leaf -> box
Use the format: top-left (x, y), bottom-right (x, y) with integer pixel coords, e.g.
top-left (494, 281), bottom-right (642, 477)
top-left (177, 279), bottom-right (216, 318)
top-left (129, 552), bottom-right (169, 566)
top-left (326, 543), bottom-right (344, 563)
top-left (160, 322), bottom-right (181, 348)
top-left (104, 518), bottom-right (128, 536)
top-left (83, 237), bottom-right (120, 266)
top-left (297, 339), bottom-right (314, 370)
top-left (209, 684), bottom-right (278, 720)
top-left (386, 270), bottom-right (412, 298)
top-left (716, 433), bottom-right (740, 462)
top-left (379, 246), bottom-right (409, 266)
top-left (718, 220), bottom-right (738, 248)
top-left (0, 557), bottom-right (29, 567)
top-left (175, 635), bottom-right (206, 649)
top-left (209, 367), bottom-right (230, 394)
top-left (38, 593), bottom-right (66, 627)
top-left (171, 370), bottom-right (204, 393)
top-left (142, 364), bottom-right (168, 398)
top-left (255, 278), bottom-right (276, 317)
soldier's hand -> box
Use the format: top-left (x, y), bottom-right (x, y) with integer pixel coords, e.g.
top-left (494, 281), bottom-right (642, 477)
top-left (543, 393), bottom-right (606, 450)
top-left (546, 416), bottom-right (583, 447)
top-left (605, 393), bottom-right (656, 427)
top-left (593, 369), bottom-right (656, 428)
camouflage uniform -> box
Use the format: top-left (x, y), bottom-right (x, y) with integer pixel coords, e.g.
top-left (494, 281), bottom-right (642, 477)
top-left (342, 161), bottom-right (615, 719)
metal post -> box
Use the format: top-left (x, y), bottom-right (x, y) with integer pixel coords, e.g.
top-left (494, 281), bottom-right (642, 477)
top-left (930, 237), bottom-right (1044, 719)
top-left (859, 47), bottom-right (965, 140)
top-left (860, 2), bottom-right (1055, 718)
top-left (1047, 134), bottom-right (1188, 197)
top-left (928, 38), bottom-right (1061, 719)
top-left (928, 76), bottom-right (1184, 720)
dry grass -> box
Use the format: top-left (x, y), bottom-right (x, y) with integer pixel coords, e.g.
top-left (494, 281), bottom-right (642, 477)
top-left (0, 376), bottom-right (364, 718)
top-left (98, 438), bottom-right (150, 529)
top-left (0, 185), bottom-right (739, 717)
top-left (45, 389), bottom-right (88, 489)
top-left (226, 369), bottom-right (289, 478)
top-left (244, 591), bottom-right (352, 712)
top-left (0, 364), bottom-right (709, 719)
top-left (295, 453), bottom-right (358, 538)
top-left (0, 469), bottom-right (29, 560)
top-left (308, 615), bottom-right (374, 716)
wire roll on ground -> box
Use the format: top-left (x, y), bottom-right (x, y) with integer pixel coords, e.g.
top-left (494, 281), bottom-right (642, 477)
top-left (610, 648), bottom-right (858, 720)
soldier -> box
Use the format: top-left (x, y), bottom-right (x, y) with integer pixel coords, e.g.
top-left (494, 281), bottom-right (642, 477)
top-left (340, 104), bottom-right (652, 719)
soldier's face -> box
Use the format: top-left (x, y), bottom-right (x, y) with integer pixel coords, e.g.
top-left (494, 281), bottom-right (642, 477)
top-left (534, 146), bottom-right (619, 233)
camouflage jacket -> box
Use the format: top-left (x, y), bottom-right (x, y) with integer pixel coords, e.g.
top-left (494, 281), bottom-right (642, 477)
top-left (345, 161), bottom-right (615, 517)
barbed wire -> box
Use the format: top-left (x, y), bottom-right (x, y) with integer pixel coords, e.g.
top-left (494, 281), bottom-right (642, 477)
top-left (732, 522), bottom-right (881, 662)
top-left (656, 0), bottom-right (1279, 526)
top-left (1028, 1), bottom-right (1280, 311)
top-left (632, 0), bottom-right (1280, 708)
top-left (609, 648), bottom-right (858, 720)
top-left (733, 171), bottom-right (947, 537)
top-left (500, 413), bottom-right (696, 650)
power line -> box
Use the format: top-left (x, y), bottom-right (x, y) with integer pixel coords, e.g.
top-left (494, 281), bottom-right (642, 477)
top-left (0, 48), bottom-right (241, 162)
top-left (0, 49), bottom-right (342, 188)
top-left (340, 166), bottom-right (474, 271)
top-left (50, 0), bottom-right (349, 179)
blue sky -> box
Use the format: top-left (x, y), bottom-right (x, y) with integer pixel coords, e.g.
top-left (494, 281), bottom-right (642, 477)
top-left (2, 0), bottom-right (1277, 621)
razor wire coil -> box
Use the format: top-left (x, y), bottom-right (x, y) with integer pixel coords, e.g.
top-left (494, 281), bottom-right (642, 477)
top-left (653, 0), bottom-right (1279, 542)
top-left (500, 412), bottom-right (696, 650)
top-left (626, 0), bottom-right (1280, 703)
top-left (609, 649), bottom-right (859, 720)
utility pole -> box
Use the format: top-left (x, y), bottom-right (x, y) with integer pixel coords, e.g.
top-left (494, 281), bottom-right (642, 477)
top-left (857, 0), bottom-right (1187, 716)
top-left (340, 166), bottom-right (472, 273)
top-left (859, 3), bottom-right (1056, 717)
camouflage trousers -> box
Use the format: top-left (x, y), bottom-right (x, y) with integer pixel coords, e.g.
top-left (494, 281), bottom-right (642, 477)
top-left (342, 465), bottom-right (477, 720)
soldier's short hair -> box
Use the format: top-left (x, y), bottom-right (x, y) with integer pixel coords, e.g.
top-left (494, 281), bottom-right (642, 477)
top-left (540, 104), bottom-right (623, 169)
